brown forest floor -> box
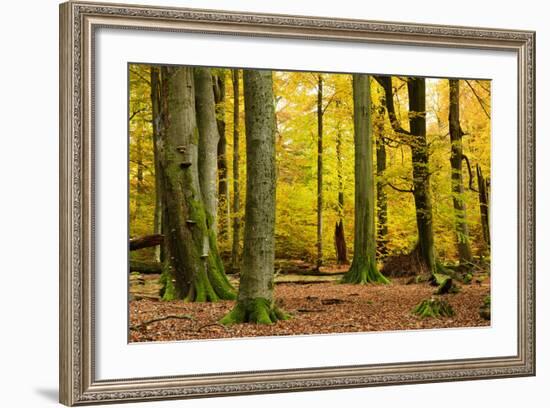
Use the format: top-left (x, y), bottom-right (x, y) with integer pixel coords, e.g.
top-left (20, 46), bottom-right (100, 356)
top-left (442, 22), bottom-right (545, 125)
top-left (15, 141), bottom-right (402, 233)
top-left (129, 276), bottom-right (490, 343)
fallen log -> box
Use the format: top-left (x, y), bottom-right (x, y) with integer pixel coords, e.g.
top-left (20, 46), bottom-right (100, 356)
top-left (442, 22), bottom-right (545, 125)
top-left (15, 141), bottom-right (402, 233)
top-left (129, 234), bottom-right (164, 251)
top-left (130, 260), bottom-right (161, 274)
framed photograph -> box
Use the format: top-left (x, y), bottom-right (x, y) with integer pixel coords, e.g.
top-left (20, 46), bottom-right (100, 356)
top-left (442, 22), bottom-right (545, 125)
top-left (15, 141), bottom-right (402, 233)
top-left (59, 1), bottom-right (535, 405)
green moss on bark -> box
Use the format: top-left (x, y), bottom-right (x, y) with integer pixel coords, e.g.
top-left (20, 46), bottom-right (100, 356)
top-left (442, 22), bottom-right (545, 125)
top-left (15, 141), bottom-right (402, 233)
top-left (412, 297), bottom-right (454, 318)
top-left (341, 256), bottom-right (390, 284)
top-left (159, 265), bottom-right (179, 301)
top-left (220, 298), bottom-right (290, 325)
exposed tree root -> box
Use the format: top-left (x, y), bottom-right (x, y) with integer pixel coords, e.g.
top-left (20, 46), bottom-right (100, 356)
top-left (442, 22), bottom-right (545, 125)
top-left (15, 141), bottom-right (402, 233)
top-left (220, 298), bottom-right (291, 325)
top-left (341, 258), bottom-right (390, 284)
top-left (412, 297), bottom-right (455, 318)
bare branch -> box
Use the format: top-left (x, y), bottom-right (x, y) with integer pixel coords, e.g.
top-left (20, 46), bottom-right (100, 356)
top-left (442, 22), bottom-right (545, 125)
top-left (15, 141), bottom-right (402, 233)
top-left (465, 80), bottom-right (491, 119)
top-left (387, 182), bottom-right (414, 194)
top-left (129, 67), bottom-right (151, 85)
top-left (461, 154), bottom-right (479, 192)
top-left (129, 108), bottom-right (146, 121)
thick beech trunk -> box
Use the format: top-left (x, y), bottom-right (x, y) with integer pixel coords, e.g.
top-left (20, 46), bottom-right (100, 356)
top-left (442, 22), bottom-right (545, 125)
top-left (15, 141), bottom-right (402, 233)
top-left (448, 79), bottom-right (473, 264)
top-left (408, 77), bottom-right (437, 275)
top-left (221, 70), bottom-right (288, 324)
top-left (316, 74), bottom-right (324, 268)
top-left (231, 69), bottom-right (241, 271)
top-left (342, 75), bottom-right (389, 284)
top-left (157, 66), bottom-right (235, 302)
top-left (194, 67), bottom-right (220, 234)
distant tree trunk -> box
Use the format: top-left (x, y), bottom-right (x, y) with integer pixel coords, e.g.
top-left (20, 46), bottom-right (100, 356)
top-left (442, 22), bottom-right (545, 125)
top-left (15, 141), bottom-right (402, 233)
top-left (408, 77), bottom-right (437, 275)
top-left (448, 79), bottom-right (473, 264)
top-left (375, 93), bottom-right (388, 258)
top-left (334, 113), bottom-right (348, 265)
top-left (151, 67), bottom-right (163, 262)
top-left (316, 74), bottom-right (324, 268)
top-left (476, 164), bottom-right (491, 249)
top-left (213, 72), bottom-right (230, 240)
top-left (132, 132), bottom-right (144, 223)
top-left (221, 70), bottom-right (287, 324)
top-left (342, 74), bottom-right (389, 284)
top-left (157, 66), bottom-right (235, 301)
top-left (194, 67), bottom-right (220, 235)
top-left (231, 69), bottom-right (241, 271)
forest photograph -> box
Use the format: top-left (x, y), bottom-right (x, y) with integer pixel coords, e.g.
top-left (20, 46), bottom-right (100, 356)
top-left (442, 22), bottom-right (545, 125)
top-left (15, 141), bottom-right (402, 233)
top-left (128, 64), bottom-right (492, 342)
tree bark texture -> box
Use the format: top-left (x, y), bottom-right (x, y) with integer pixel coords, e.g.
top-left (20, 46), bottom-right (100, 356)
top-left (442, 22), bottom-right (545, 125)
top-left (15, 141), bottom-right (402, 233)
top-left (342, 75), bottom-right (389, 284)
top-left (221, 69), bottom-right (287, 324)
top-left (157, 66), bottom-right (235, 302)
top-left (194, 67), bottom-right (220, 235)
top-left (408, 77), bottom-right (437, 275)
top-left (375, 91), bottom-right (388, 258)
top-left (231, 69), bottom-right (241, 271)
top-left (334, 115), bottom-right (348, 265)
top-left (476, 164), bottom-right (491, 249)
top-left (151, 67), bottom-right (163, 262)
top-left (448, 79), bottom-right (473, 263)
top-left (213, 72), bottom-right (230, 239)
top-left (316, 74), bottom-right (324, 268)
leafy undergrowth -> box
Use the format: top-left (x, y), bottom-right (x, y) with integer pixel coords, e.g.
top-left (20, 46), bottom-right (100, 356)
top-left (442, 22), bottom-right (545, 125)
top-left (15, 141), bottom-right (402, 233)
top-left (129, 278), bottom-right (490, 342)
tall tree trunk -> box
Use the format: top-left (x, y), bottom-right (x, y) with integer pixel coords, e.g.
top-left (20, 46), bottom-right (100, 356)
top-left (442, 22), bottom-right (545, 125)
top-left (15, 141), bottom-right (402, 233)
top-left (316, 74), bottom-right (324, 268)
top-left (231, 69), bottom-right (241, 271)
top-left (408, 77), bottom-right (437, 275)
top-left (448, 79), bottom-right (473, 264)
top-left (476, 164), bottom-right (491, 249)
top-left (375, 92), bottom-right (388, 258)
top-left (221, 70), bottom-right (287, 324)
top-left (150, 67), bottom-right (163, 262)
top-left (334, 113), bottom-right (348, 265)
top-left (213, 72), bottom-right (230, 240)
top-left (342, 75), bottom-right (389, 284)
top-left (157, 66), bottom-right (235, 302)
top-left (132, 122), bottom-right (144, 225)
top-left (194, 67), bottom-right (220, 235)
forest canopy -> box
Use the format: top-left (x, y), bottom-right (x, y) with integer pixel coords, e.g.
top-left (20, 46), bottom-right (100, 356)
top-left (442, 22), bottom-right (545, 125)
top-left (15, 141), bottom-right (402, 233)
top-left (129, 66), bottom-right (490, 266)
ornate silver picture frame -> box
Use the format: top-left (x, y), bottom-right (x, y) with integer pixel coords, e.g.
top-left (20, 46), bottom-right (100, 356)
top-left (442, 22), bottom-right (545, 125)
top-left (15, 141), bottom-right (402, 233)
top-left (59, 1), bottom-right (535, 405)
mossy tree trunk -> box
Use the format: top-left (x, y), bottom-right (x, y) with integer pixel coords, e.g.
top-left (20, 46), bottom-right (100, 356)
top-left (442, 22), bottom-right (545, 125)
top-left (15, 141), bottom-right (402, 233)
top-left (231, 69), bottom-right (241, 271)
top-left (194, 67), bottom-right (220, 235)
top-left (221, 69), bottom-right (287, 324)
top-left (408, 77), bottom-right (437, 275)
top-left (342, 75), bottom-right (389, 285)
top-left (157, 66), bottom-right (235, 302)
top-left (448, 79), bottom-right (473, 264)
